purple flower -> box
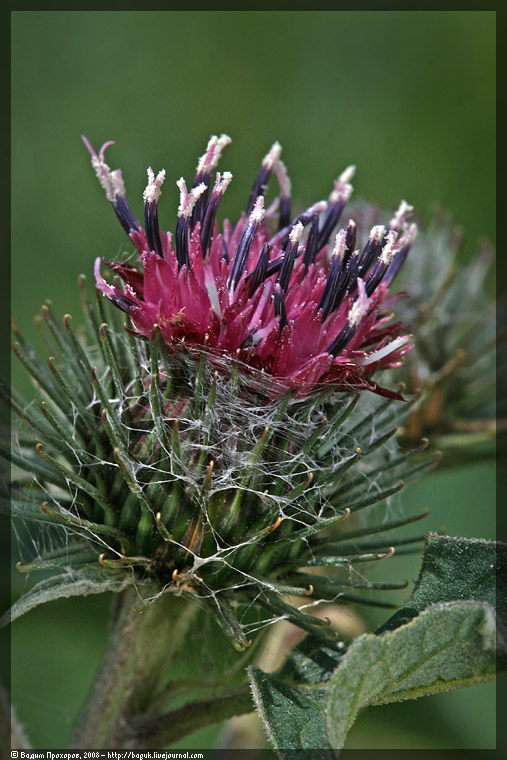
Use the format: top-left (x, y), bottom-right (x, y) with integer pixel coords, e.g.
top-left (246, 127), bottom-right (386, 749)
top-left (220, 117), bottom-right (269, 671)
top-left (85, 135), bottom-right (416, 398)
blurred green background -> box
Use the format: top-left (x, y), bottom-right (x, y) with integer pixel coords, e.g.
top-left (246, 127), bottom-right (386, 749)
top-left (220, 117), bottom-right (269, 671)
top-left (11, 10), bottom-right (496, 751)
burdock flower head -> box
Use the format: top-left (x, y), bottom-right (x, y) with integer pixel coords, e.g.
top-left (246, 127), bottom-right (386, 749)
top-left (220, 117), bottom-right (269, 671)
top-left (86, 135), bottom-right (417, 398)
top-left (3, 134), bottom-right (431, 653)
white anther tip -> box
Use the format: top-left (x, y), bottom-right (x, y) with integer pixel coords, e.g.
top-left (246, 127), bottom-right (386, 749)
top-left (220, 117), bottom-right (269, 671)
top-left (143, 167), bottom-right (166, 204)
top-left (250, 196), bottom-right (265, 224)
top-left (289, 221), bottom-right (304, 245)
top-left (339, 165), bottom-right (356, 184)
top-left (332, 229), bottom-right (347, 259)
top-left (263, 142), bottom-right (283, 169)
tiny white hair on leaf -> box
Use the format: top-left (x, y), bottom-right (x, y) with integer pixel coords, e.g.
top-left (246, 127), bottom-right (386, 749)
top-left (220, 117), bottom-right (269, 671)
top-left (143, 167), bottom-right (166, 204)
top-left (177, 178), bottom-right (207, 219)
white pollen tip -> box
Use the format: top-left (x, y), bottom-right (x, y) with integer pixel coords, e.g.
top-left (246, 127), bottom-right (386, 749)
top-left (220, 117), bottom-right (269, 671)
top-left (380, 230), bottom-right (399, 265)
top-left (196, 134), bottom-right (231, 175)
top-left (330, 179), bottom-right (353, 204)
top-left (196, 135), bottom-right (218, 174)
top-left (262, 141), bottom-right (282, 169)
top-left (110, 169), bottom-right (126, 198)
top-left (177, 179), bottom-right (208, 219)
top-left (339, 165), bottom-right (356, 184)
top-left (91, 154), bottom-right (123, 203)
top-left (348, 278), bottom-right (370, 327)
top-left (313, 200), bottom-right (328, 215)
top-left (389, 199), bottom-right (414, 230)
top-left (370, 225), bottom-right (386, 244)
top-left (400, 222), bottom-right (418, 247)
top-left (209, 134), bottom-right (232, 173)
top-left (332, 229), bottom-right (347, 259)
top-left (217, 134), bottom-right (232, 151)
top-left (250, 196), bottom-right (265, 224)
top-left (289, 221), bottom-right (304, 245)
top-left (215, 170), bottom-right (233, 195)
top-left (143, 167), bottom-right (166, 204)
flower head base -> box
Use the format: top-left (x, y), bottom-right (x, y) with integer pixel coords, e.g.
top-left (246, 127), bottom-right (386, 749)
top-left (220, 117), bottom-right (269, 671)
top-left (86, 136), bottom-right (416, 398)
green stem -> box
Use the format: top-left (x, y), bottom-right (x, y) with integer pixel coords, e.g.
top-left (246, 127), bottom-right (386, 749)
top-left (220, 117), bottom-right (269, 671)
top-left (128, 685), bottom-right (253, 749)
top-left (69, 587), bottom-right (256, 749)
top-left (70, 587), bottom-right (198, 749)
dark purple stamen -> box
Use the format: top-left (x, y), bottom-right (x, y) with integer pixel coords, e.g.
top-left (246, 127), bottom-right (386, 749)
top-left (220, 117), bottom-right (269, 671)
top-left (113, 197), bottom-right (140, 236)
top-left (317, 254), bottom-right (342, 321)
top-left (144, 201), bottom-right (164, 258)
top-left (273, 284), bottom-right (288, 329)
top-left (356, 232), bottom-right (386, 281)
top-left (110, 291), bottom-right (137, 313)
top-left (383, 240), bottom-right (414, 287)
top-left (302, 214), bottom-right (320, 271)
top-left (200, 178), bottom-right (230, 258)
top-left (270, 204), bottom-right (324, 249)
top-left (228, 203), bottom-right (264, 292)
top-left (191, 180), bottom-right (211, 230)
top-left (222, 237), bottom-right (230, 264)
top-left (175, 218), bottom-right (190, 269)
top-left (279, 195), bottom-right (291, 231)
top-left (365, 260), bottom-right (390, 297)
top-left (344, 220), bottom-right (357, 264)
top-left (331, 250), bottom-right (361, 314)
top-left (277, 235), bottom-right (300, 294)
top-left (317, 198), bottom-right (347, 251)
top-left (249, 243), bottom-right (270, 296)
top-left (327, 321), bottom-right (357, 356)
top-left (190, 166), bottom-right (214, 229)
top-left (247, 166), bottom-right (272, 216)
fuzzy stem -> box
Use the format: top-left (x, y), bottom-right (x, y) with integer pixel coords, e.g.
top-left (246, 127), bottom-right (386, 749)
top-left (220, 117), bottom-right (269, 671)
top-left (70, 587), bottom-right (256, 749)
top-left (70, 587), bottom-right (200, 749)
top-left (127, 685), bottom-right (253, 748)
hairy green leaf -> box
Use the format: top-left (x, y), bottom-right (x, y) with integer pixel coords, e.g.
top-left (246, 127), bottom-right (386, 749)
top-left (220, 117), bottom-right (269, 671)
top-left (325, 601), bottom-right (505, 750)
top-left (249, 665), bottom-right (329, 752)
top-left (249, 534), bottom-right (505, 753)
top-left (2, 565), bottom-right (131, 627)
top-left (378, 533), bottom-right (505, 633)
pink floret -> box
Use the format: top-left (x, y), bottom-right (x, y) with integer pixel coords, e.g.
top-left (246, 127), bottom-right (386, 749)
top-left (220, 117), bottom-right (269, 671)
top-left (87, 135), bottom-right (416, 399)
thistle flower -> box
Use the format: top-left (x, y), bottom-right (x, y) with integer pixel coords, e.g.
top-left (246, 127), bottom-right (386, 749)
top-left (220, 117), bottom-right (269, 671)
top-left (2, 136), bottom-right (434, 661)
top-left (86, 135), bottom-right (417, 399)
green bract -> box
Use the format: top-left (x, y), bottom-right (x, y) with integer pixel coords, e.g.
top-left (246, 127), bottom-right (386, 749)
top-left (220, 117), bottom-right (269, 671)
top-left (3, 281), bottom-right (433, 648)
